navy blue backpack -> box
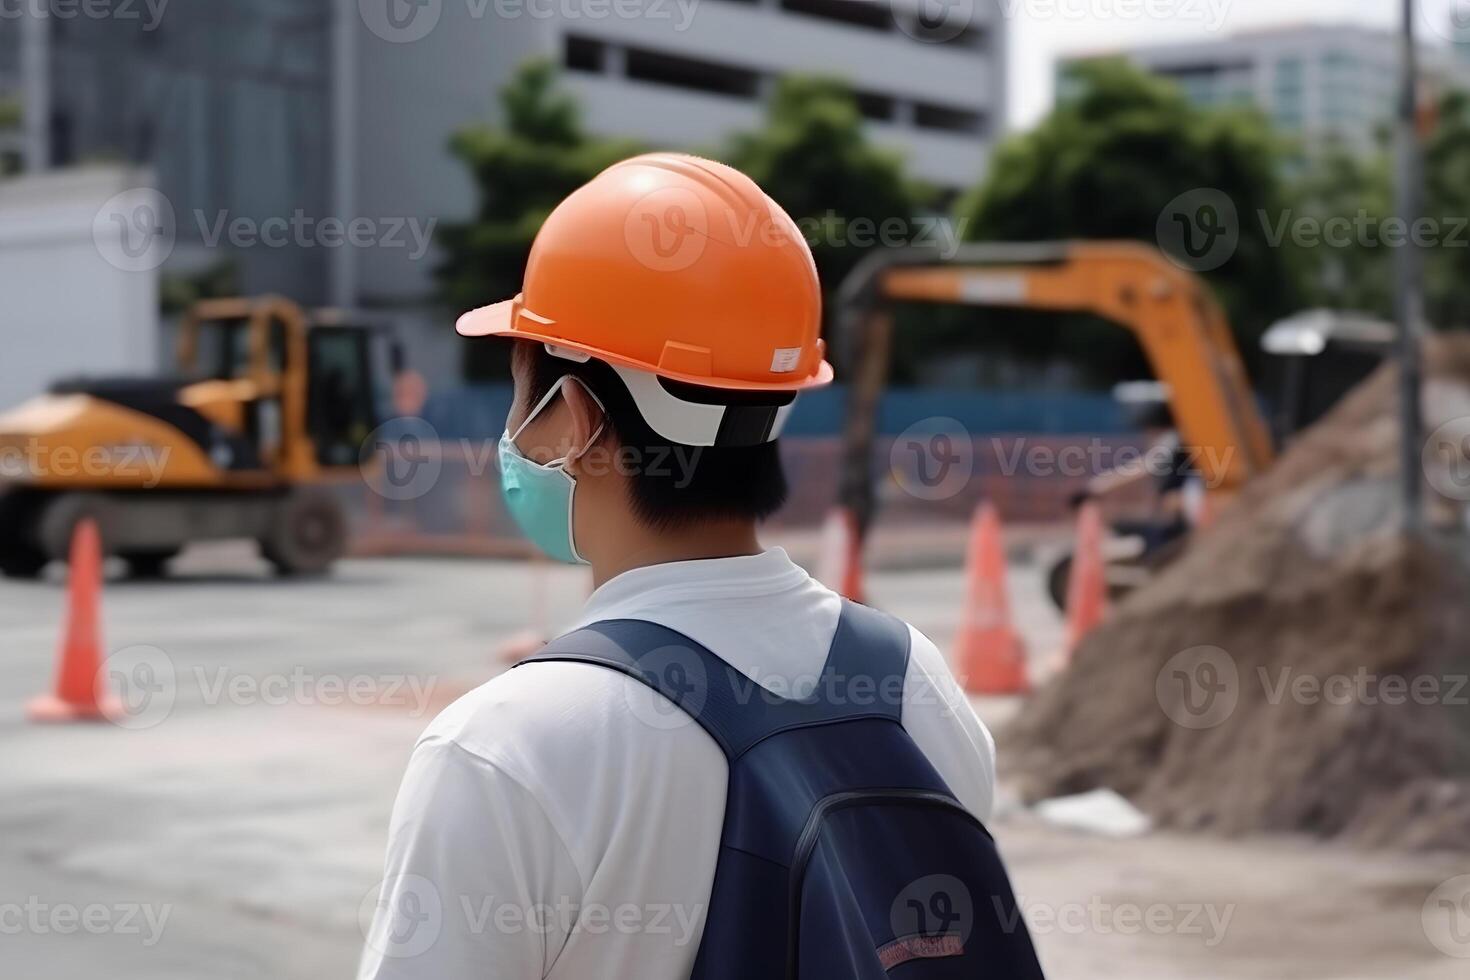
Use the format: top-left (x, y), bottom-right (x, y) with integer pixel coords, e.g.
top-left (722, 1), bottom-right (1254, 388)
top-left (522, 598), bottom-right (1045, 979)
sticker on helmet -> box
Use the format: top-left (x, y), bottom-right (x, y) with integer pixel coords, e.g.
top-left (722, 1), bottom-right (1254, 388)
top-left (770, 347), bottom-right (801, 372)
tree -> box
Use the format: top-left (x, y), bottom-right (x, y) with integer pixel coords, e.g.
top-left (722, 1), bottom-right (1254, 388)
top-left (955, 59), bottom-right (1302, 383)
top-left (1286, 147), bottom-right (1394, 318)
top-left (436, 60), bottom-right (642, 379)
top-left (723, 76), bottom-right (923, 349)
top-left (1424, 89), bottom-right (1470, 329)
top-left (1279, 88), bottom-right (1470, 330)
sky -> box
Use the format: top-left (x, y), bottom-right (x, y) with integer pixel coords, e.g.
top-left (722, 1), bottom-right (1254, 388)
top-left (1006, 0), bottom-right (1463, 127)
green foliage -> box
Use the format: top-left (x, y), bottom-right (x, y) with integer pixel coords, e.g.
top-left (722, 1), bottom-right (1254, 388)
top-left (723, 76), bottom-right (924, 342)
top-left (0, 97), bottom-right (20, 131)
top-left (1424, 90), bottom-right (1470, 328)
top-left (1286, 148), bottom-right (1394, 317)
top-left (160, 260), bottom-right (240, 316)
top-left (1283, 89), bottom-right (1470, 330)
top-left (435, 60), bottom-right (642, 379)
top-left (954, 59), bottom-right (1302, 383)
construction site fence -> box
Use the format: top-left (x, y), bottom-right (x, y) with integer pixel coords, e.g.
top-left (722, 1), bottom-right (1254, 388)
top-left (343, 434), bottom-right (1153, 558)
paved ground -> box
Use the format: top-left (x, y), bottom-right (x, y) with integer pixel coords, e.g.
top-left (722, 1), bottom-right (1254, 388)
top-left (1, 540), bottom-right (1464, 978)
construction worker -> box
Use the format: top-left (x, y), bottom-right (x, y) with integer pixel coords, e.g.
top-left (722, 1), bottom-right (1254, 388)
top-left (360, 154), bottom-right (1041, 979)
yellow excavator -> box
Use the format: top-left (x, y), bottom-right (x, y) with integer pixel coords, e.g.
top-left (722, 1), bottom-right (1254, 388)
top-left (834, 241), bottom-right (1388, 603)
top-left (0, 296), bottom-right (402, 578)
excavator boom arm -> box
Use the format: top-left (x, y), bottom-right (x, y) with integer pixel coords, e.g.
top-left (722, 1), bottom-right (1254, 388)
top-left (836, 242), bottom-right (1274, 531)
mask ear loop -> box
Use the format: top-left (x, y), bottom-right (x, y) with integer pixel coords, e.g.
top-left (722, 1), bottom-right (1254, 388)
top-left (510, 375), bottom-right (607, 466)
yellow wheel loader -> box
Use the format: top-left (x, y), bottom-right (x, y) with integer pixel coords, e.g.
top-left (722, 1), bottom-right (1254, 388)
top-left (0, 296), bottom-right (402, 579)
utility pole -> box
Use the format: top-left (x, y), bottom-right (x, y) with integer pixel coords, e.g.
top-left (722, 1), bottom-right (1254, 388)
top-left (331, 0), bottom-right (359, 311)
top-left (18, 4), bottom-right (49, 171)
top-left (1395, 0), bottom-right (1425, 532)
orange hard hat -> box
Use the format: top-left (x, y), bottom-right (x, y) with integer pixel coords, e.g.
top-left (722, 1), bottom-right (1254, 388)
top-left (456, 153), bottom-right (832, 393)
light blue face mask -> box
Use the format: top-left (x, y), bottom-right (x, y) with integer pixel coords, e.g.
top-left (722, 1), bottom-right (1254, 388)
top-left (498, 376), bottom-right (605, 564)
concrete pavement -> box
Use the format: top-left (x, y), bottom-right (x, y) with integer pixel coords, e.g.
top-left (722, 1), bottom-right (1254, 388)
top-left (0, 543), bottom-right (1462, 978)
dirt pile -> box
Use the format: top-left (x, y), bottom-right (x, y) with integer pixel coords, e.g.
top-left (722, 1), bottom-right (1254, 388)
top-left (1004, 335), bottom-right (1470, 850)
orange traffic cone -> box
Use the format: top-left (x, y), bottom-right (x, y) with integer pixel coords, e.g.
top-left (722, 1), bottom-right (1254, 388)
top-left (28, 519), bottom-right (121, 723)
top-left (1062, 501), bottom-right (1109, 660)
top-left (953, 503), bottom-right (1029, 695)
top-left (816, 506), bottom-right (865, 602)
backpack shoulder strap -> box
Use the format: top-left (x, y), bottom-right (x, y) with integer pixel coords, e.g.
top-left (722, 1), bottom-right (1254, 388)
top-left (517, 600), bottom-right (912, 760)
top-left (815, 598), bottom-right (912, 725)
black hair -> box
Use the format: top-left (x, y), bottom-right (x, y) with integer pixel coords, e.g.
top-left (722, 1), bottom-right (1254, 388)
top-left (516, 341), bottom-right (788, 529)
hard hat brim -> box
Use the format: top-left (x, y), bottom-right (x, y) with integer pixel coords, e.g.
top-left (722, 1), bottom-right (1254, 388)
top-left (456, 298), bottom-right (834, 392)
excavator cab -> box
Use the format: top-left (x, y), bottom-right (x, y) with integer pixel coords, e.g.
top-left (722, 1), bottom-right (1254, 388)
top-left (1259, 310), bottom-right (1393, 448)
top-left (0, 296), bottom-right (404, 579)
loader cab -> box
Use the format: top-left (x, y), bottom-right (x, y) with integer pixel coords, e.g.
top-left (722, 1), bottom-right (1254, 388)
top-left (177, 296), bottom-right (396, 480)
top-left (305, 316), bottom-right (397, 468)
top-left (187, 315), bottom-right (284, 381)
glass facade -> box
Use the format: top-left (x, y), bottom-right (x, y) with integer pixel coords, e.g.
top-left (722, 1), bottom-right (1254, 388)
top-left (1271, 56), bottom-right (1304, 131)
top-left (45, 0), bottom-right (335, 301)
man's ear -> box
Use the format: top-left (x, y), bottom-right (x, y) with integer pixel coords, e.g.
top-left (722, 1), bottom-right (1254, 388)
top-left (561, 379), bottom-right (605, 465)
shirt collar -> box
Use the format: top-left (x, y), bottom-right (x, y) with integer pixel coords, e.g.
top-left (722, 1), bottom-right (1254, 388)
top-left (580, 547), bottom-right (809, 621)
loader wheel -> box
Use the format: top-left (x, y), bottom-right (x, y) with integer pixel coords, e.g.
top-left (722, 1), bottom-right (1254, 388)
top-left (261, 489), bottom-right (347, 576)
top-left (35, 491), bottom-right (114, 565)
top-left (0, 489), bottom-right (52, 579)
top-left (1046, 553), bottom-right (1072, 612)
top-left (0, 542), bottom-right (48, 579)
top-left (121, 549), bottom-right (180, 579)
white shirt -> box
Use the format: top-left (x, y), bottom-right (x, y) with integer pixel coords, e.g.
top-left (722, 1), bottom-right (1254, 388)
top-left (359, 548), bottom-right (996, 980)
